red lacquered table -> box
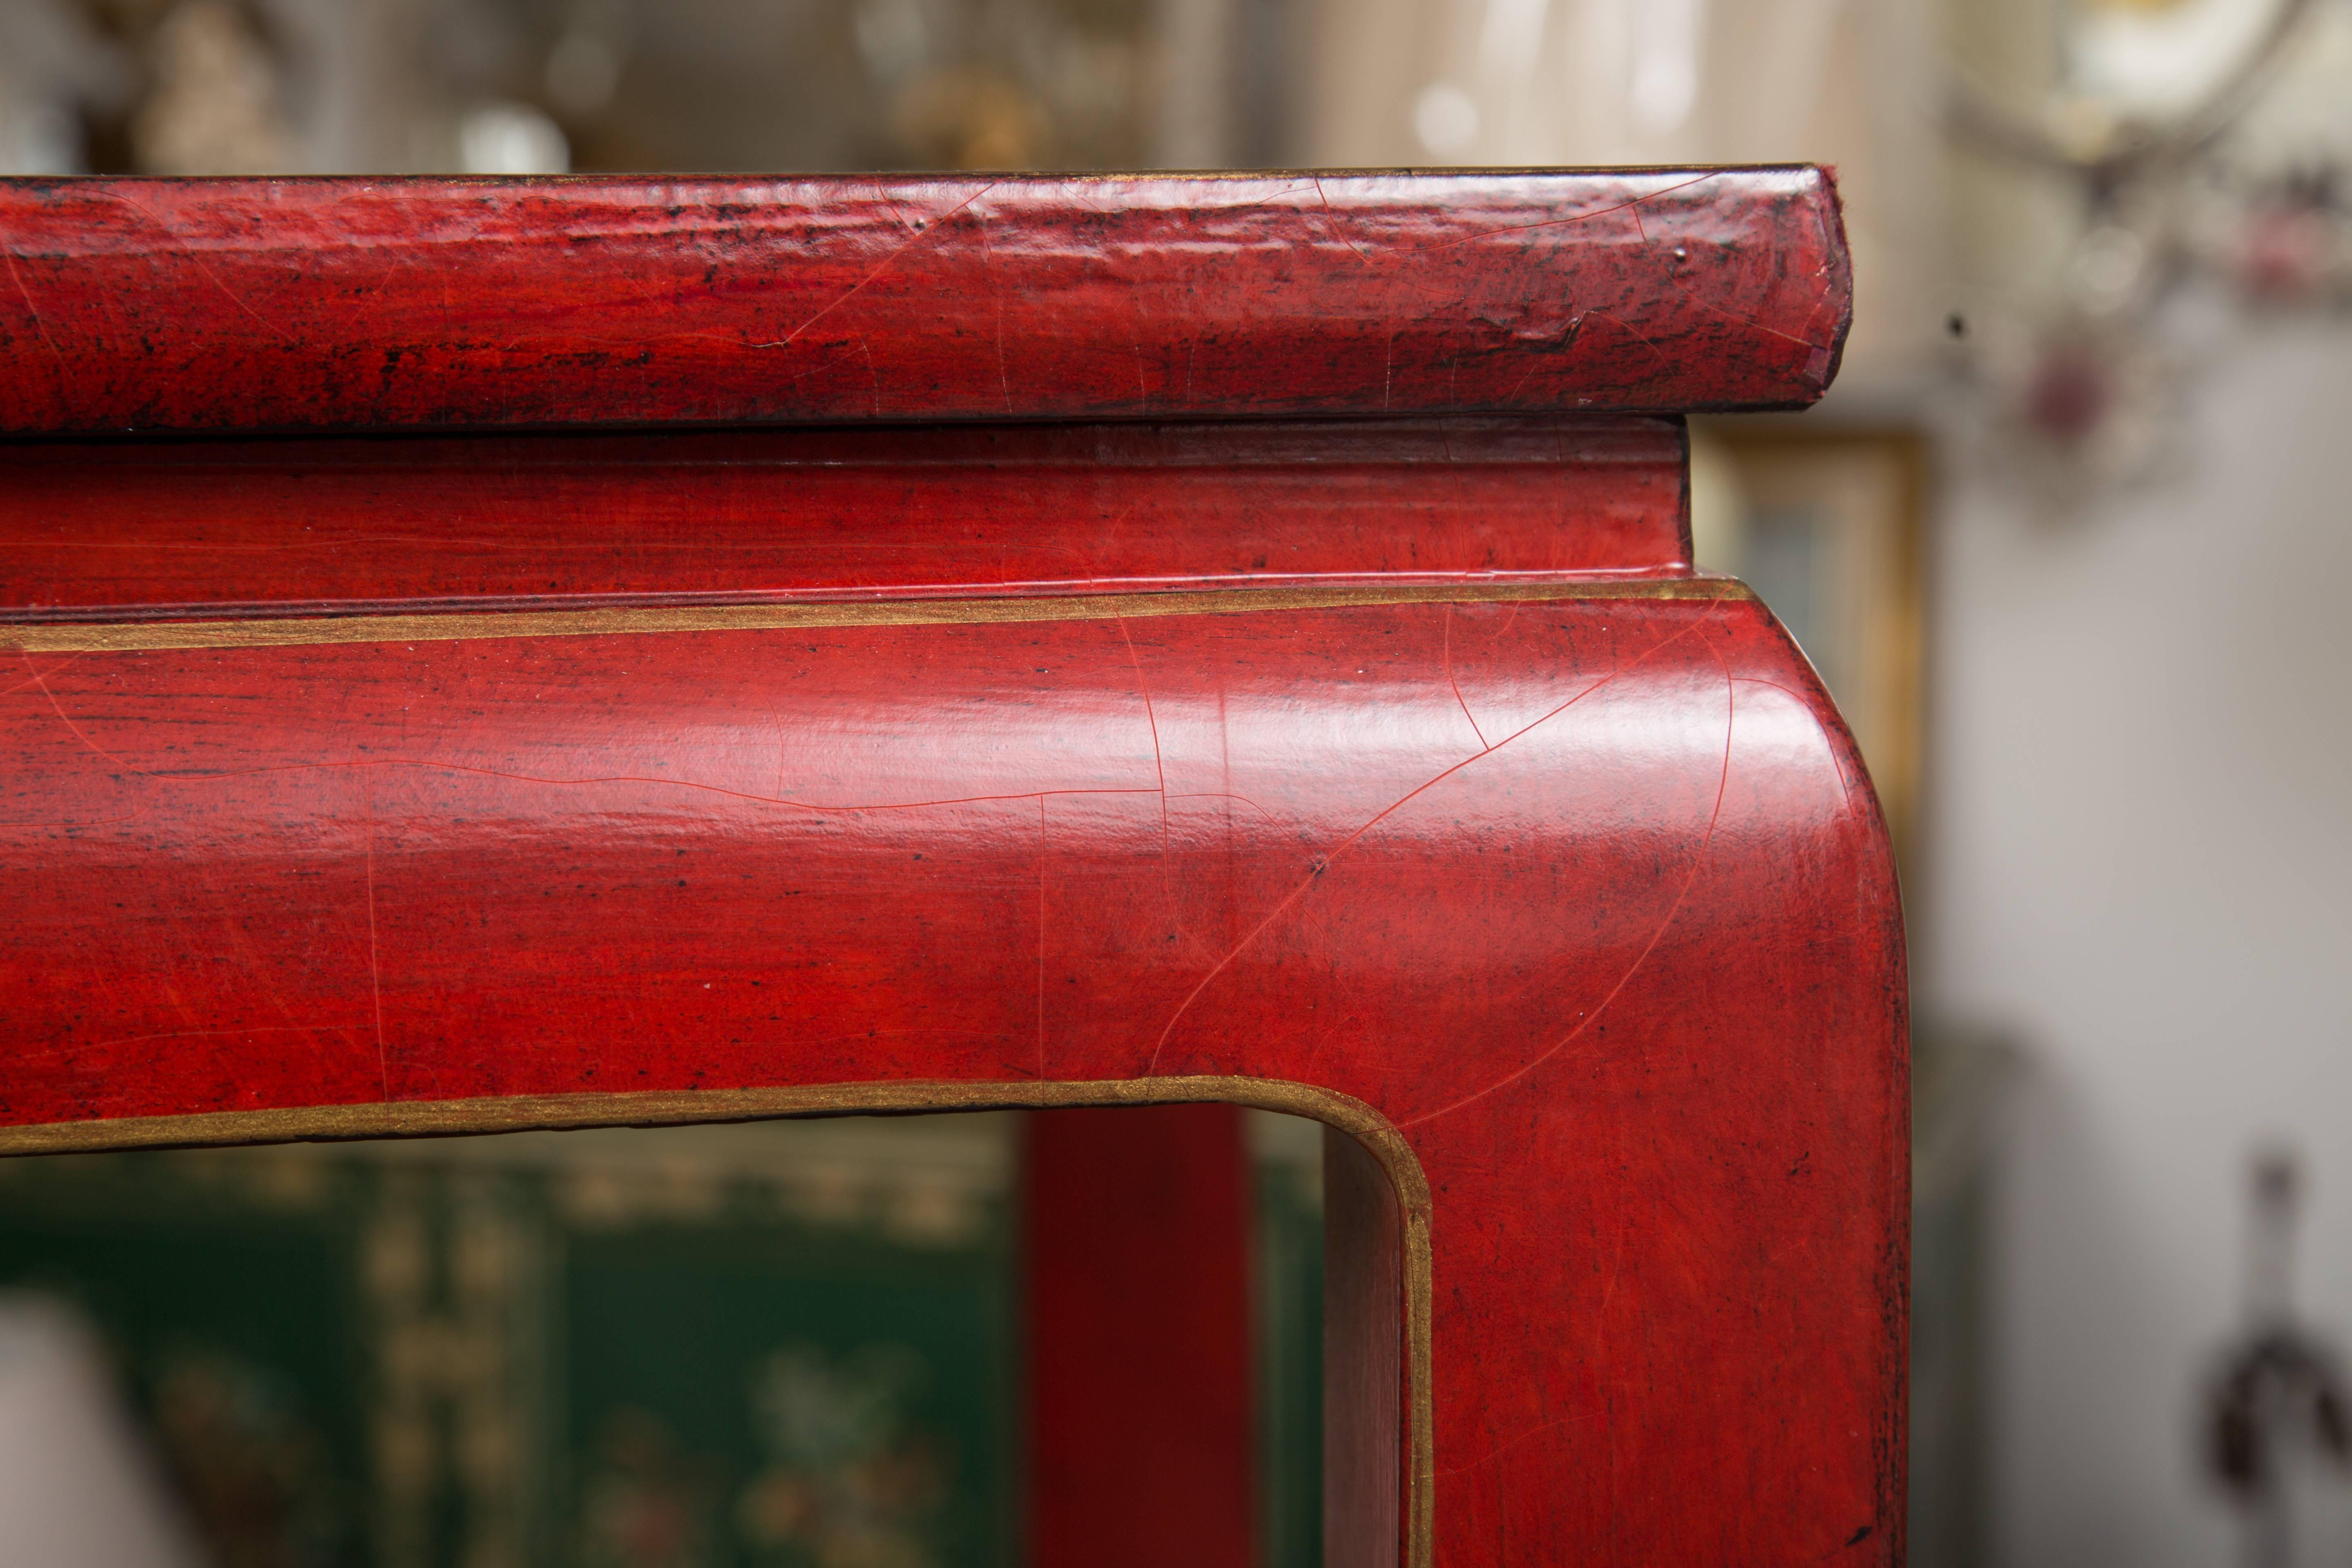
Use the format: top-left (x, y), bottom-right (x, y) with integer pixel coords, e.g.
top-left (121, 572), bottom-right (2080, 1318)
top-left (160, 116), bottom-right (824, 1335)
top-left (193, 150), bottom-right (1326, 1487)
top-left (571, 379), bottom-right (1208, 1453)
top-left (0, 169), bottom-right (1902, 1566)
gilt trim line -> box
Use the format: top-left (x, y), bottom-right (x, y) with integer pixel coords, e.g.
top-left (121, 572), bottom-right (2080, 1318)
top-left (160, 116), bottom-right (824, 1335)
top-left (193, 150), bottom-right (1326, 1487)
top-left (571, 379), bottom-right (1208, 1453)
top-left (0, 578), bottom-right (1753, 654)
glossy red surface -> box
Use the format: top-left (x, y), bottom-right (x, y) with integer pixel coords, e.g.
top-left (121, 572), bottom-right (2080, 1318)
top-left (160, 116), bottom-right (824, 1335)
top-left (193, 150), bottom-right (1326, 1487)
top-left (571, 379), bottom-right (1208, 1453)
top-left (1025, 1105), bottom-right (1256, 1568)
top-left (0, 587), bottom-right (1905, 1557)
top-left (0, 417), bottom-right (1686, 618)
top-left (0, 169), bottom-right (1848, 434)
top-left (0, 171), bottom-right (1903, 1566)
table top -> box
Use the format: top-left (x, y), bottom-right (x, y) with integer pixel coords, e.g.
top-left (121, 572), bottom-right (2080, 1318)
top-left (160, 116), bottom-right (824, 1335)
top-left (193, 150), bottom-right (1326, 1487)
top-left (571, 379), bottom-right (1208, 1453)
top-left (0, 168), bottom-right (1849, 435)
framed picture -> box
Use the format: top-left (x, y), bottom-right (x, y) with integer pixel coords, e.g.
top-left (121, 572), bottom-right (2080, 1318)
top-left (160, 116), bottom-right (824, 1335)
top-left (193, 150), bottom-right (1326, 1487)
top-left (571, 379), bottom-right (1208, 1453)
top-left (1691, 425), bottom-right (1928, 867)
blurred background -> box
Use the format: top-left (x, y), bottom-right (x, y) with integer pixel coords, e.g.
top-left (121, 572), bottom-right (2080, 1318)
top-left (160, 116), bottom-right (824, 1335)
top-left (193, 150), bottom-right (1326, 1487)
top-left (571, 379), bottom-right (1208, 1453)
top-left (0, 1109), bottom-right (1327, 1568)
top-left (2, 0), bottom-right (2350, 1563)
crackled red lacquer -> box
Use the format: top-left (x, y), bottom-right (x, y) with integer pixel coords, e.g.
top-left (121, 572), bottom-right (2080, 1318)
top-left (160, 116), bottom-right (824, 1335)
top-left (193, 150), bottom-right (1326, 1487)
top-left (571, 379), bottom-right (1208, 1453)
top-left (0, 171), bottom-right (1902, 1566)
top-left (0, 169), bottom-right (1847, 434)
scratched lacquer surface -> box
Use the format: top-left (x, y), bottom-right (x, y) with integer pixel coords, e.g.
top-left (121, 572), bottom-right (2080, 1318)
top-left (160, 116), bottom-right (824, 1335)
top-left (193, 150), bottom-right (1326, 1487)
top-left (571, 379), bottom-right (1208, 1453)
top-left (0, 169), bottom-right (1902, 1565)
top-left (0, 168), bottom-right (1847, 433)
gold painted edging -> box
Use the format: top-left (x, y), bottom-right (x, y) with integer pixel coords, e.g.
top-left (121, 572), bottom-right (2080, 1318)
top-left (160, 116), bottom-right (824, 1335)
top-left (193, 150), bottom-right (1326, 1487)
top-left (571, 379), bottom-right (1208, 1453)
top-left (0, 1076), bottom-right (1437, 1568)
top-left (2, 577), bottom-right (1751, 654)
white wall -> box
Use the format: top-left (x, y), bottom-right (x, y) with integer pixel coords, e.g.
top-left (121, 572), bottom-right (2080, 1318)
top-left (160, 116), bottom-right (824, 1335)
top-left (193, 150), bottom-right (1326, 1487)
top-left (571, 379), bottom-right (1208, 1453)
top-left (1927, 323), bottom-right (2352, 1565)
